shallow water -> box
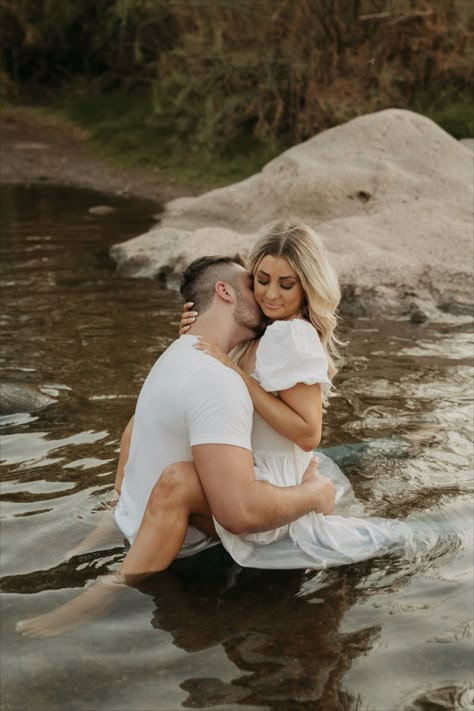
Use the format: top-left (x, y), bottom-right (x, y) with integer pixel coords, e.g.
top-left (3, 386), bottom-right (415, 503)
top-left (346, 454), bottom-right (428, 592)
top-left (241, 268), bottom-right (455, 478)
top-left (1, 184), bottom-right (473, 711)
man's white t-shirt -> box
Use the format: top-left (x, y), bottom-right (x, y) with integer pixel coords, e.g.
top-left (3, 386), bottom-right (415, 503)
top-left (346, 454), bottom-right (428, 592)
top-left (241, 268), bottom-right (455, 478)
top-left (114, 335), bottom-right (253, 557)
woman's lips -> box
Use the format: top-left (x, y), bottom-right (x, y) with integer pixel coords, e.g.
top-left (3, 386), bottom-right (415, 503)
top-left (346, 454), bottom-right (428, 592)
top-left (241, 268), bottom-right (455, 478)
top-left (263, 303), bottom-right (282, 310)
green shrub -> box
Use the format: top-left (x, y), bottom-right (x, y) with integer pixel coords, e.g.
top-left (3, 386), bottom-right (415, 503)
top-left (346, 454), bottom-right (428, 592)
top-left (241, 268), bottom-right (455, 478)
top-left (2, 0), bottom-right (472, 183)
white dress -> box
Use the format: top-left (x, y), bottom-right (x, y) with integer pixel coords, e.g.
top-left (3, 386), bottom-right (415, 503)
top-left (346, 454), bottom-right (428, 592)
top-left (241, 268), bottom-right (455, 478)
top-left (214, 320), bottom-right (413, 569)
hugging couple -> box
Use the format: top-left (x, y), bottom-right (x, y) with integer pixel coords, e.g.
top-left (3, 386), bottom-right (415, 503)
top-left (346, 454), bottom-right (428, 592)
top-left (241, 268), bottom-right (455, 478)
top-left (18, 219), bottom-right (411, 637)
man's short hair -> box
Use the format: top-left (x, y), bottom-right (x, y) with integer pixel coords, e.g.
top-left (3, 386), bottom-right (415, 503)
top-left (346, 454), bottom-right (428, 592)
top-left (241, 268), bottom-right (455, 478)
top-left (180, 254), bottom-right (246, 313)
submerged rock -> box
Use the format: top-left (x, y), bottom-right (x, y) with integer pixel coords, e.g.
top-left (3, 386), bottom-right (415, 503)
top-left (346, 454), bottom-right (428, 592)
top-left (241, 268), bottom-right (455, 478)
top-left (110, 109), bottom-right (473, 317)
top-left (88, 205), bottom-right (116, 216)
top-left (0, 383), bottom-right (57, 415)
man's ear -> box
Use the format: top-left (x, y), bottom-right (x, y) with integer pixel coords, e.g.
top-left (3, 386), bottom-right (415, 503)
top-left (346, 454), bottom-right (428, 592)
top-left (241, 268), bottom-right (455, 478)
top-left (215, 281), bottom-right (235, 303)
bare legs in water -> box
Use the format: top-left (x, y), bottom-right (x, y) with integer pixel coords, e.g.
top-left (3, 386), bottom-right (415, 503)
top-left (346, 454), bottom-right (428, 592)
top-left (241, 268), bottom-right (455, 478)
top-left (62, 417), bottom-right (135, 561)
top-left (17, 416), bottom-right (218, 637)
top-left (16, 412), bottom-right (327, 638)
top-left (17, 457), bottom-right (218, 637)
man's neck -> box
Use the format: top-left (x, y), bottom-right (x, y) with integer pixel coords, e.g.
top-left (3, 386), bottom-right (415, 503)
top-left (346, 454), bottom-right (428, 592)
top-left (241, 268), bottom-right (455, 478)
top-left (185, 312), bottom-right (250, 353)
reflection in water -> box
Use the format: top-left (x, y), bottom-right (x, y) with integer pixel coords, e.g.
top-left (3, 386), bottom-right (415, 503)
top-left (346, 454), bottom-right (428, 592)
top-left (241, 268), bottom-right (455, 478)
top-left (145, 554), bottom-right (379, 710)
top-left (0, 185), bottom-right (473, 711)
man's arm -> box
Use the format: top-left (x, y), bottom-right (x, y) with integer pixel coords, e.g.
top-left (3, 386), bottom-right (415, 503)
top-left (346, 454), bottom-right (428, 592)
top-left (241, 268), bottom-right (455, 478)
top-left (115, 415), bottom-right (134, 495)
top-left (192, 444), bottom-right (335, 535)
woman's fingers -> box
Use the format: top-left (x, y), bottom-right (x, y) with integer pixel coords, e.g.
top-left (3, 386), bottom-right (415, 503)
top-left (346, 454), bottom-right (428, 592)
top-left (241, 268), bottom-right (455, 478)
top-left (194, 340), bottom-right (223, 358)
top-left (194, 339), bottom-right (215, 354)
top-left (182, 304), bottom-right (198, 320)
top-left (179, 306), bottom-right (198, 335)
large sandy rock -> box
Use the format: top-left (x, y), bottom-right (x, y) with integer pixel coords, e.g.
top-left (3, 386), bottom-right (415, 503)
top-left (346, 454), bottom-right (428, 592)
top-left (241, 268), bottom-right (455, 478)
top-left (460, 138), bottom-right (473, 152)
top-left (110, 109), bottom-right (473, 317)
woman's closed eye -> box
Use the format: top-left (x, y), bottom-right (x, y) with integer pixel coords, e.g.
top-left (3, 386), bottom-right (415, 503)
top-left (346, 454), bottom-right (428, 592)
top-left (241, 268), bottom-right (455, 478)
top-left (256, 279), bottom-right (293, 290)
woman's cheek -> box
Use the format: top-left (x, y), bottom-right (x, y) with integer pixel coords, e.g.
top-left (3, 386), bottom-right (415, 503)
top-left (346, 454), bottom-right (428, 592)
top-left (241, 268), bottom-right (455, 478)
top-left (253, 285), bottom-right (265, 305)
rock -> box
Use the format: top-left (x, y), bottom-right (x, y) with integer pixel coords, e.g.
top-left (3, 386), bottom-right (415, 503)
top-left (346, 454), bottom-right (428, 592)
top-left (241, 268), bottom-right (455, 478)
top-left (408, 304), bottom-right (429, 324)
top-left (110, 109), bottom-right (473, 317)
top-left (0, 383), bottom-right (57, 415)
top-left (460, 138), bottom-right (474, 152)
top-left (88, 205), bottom-right (116, 216)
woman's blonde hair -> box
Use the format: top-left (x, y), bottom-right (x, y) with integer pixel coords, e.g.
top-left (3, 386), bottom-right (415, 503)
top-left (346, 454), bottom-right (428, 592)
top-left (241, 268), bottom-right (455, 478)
top-left (248, 219), bottom-right (343, 403)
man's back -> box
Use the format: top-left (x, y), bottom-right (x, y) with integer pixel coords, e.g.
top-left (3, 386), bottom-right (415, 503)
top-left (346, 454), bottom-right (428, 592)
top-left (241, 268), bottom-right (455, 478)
top-left (114, 335), bottom-right (253, 552)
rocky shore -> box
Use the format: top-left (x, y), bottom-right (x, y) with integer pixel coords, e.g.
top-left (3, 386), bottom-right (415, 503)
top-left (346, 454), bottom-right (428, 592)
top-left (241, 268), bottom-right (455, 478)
top-left (2, 107), bottom-right (472, 320)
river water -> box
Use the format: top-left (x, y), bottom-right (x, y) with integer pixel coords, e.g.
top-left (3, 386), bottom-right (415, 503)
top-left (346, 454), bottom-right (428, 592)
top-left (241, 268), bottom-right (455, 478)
top-left (0, 184), bottom-right (472, 711)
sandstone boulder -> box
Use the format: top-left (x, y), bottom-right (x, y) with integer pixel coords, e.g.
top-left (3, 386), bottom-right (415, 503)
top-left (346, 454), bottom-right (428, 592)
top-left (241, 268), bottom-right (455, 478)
top-left (110, 109), bottom-right (473, 316)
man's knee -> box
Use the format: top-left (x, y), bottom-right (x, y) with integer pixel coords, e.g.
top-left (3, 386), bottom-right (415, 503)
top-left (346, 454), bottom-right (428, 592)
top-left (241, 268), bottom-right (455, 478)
top-left (146, 464), bottom-right (190, 515)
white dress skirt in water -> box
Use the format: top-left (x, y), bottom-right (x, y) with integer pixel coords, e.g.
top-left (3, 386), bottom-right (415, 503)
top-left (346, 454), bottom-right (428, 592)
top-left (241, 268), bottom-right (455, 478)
top-left (214, 319), bottom-right (413, 569)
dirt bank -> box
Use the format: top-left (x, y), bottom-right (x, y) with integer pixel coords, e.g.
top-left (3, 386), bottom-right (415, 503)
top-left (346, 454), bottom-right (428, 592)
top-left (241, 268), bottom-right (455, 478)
top-left (0, 106), bottom-right (207, 204)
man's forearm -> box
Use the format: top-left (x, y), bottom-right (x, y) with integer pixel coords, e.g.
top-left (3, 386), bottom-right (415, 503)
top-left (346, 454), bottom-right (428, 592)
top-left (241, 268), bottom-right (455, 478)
top-left (241, 479), bottom-right (326, 534)
top-left (192, 445), bottom-right (334, 537)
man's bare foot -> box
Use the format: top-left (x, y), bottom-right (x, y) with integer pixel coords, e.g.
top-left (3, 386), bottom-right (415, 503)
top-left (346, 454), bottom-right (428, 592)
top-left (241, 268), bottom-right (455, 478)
top-left (16, 572), bottom-right (127, 638)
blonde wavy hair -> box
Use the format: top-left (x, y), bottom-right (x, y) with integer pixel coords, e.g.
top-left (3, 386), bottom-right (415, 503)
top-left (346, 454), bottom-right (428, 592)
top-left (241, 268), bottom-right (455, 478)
top-left (246, 219), bottom-right (343, 403)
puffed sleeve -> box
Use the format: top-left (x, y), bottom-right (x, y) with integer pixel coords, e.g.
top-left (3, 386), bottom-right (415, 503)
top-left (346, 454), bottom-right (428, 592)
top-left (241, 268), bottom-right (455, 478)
top-left (254, 320), bottom-right (330, 392)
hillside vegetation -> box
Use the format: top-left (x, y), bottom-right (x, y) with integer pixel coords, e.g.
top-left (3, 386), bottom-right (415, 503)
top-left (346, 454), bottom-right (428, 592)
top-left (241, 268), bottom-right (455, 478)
top-left (1, 0), bottom-right (473, 184)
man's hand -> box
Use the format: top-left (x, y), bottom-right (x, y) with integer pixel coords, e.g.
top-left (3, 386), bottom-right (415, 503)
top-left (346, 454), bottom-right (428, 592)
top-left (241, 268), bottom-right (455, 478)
top-left (193, 445), bottom-right (335, 534)
top-left (302, 457), bottom-right (336, 515)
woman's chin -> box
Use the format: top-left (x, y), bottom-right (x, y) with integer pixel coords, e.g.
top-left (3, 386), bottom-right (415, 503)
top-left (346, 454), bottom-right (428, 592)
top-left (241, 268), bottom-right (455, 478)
top-left (263, 310), bottom-right (292, 321)
top-left (261, 307), bottom-right (284, 320)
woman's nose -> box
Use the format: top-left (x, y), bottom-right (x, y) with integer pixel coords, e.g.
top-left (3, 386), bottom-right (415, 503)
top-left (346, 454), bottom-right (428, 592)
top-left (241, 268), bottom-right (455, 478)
top-left (266, 283), bottom-right (279, 299)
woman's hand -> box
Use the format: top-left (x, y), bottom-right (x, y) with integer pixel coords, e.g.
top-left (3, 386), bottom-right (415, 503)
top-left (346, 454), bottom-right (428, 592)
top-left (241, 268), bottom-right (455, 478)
top-left (194, 338), bottom-right (240, 374)
top-left (179, 302), bottom-right (198, 335)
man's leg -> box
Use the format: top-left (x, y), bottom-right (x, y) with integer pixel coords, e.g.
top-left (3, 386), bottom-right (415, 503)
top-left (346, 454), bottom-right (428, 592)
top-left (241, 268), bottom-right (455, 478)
top-left (120, 462), bottom-right (215, 585)
top-left (63, 416), bottom-right (135, 560)
top-left (17, 462), bottom-right (214, 637)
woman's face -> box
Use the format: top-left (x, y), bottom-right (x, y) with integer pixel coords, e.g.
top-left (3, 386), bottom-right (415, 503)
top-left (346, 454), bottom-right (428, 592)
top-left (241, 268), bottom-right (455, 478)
top-left (253, 254), bottom-right (306, 321)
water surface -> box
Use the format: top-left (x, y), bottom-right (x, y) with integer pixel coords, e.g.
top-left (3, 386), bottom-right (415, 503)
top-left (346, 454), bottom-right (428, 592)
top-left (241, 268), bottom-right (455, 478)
top-left (1, 185), bottom-right (473, 711)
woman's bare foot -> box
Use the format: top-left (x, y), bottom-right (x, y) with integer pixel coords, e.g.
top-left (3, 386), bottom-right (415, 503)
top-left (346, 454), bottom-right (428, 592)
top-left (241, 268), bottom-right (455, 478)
top-left (16, 572), bottom-right (127, 638)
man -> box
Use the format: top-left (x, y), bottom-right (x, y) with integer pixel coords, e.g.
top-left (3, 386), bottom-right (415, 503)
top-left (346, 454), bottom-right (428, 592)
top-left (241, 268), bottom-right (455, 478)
top-left (17, 255), bottom-right (335, 637)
